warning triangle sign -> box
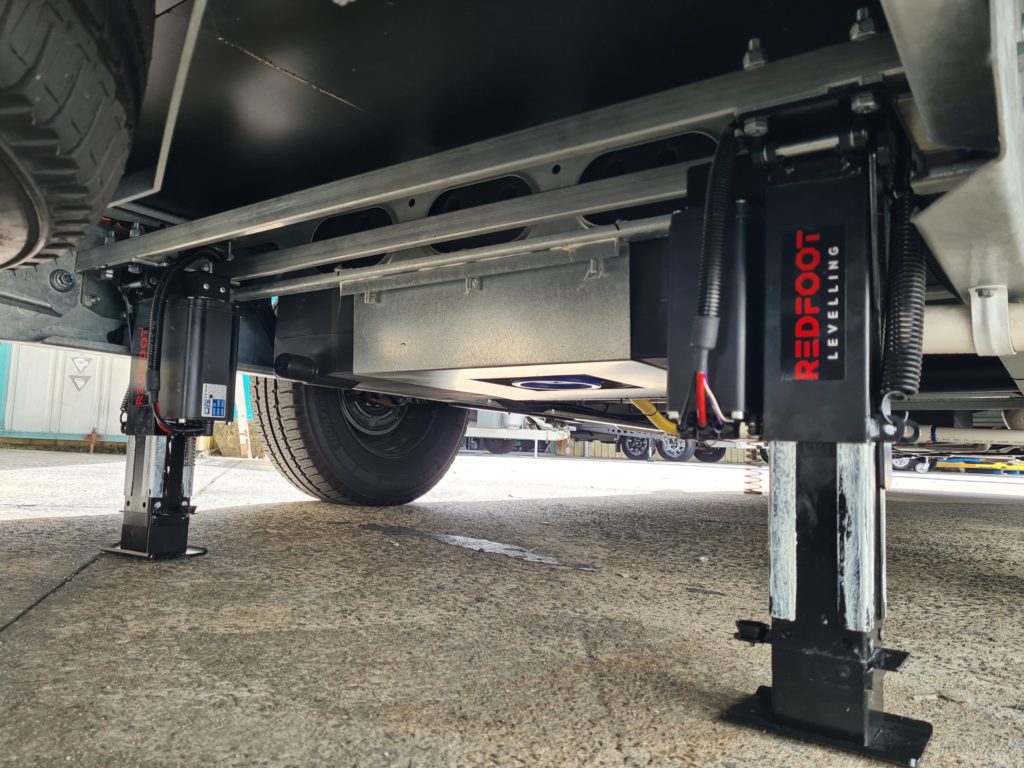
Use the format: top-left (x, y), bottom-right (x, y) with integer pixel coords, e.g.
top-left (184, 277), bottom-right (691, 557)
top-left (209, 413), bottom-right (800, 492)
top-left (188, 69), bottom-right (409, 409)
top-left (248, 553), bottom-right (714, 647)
top-left (70, 375), bottom-right (90, 391)
top-left (71, 356), bottom-right (91, 372)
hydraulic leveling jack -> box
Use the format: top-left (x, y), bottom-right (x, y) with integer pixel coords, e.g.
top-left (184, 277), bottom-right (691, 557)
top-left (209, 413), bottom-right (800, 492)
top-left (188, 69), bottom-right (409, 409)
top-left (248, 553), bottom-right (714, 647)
top-left (667, 94), bottom-right (932, 765)
top-left (104, 264), bottom-right (239, 559)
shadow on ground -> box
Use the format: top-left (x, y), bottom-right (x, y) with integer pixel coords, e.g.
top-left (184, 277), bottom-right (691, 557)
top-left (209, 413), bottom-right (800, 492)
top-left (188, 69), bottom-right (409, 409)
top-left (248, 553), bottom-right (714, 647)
top-left (0, 489), bottom-right (1021, 767)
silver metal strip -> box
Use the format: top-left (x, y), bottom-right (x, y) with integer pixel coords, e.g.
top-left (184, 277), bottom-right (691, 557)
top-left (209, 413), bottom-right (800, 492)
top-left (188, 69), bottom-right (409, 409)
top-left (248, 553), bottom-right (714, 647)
top-left (837, 441), bottom-right (876, 632)
top-left (769, 441), bottom-right (797, 622)
top-left (231, 216), bottom-right (670, 302)
top-left (111, 0), bottom-right (207, 205)
top-left (224, 163), bottom-right (691, 281)
top-left (77, 34), bottom-right (900, 271)
top-left (181, 437), bottom-right (196, 497)
top-left (878, 478), bottom-right (887, 622)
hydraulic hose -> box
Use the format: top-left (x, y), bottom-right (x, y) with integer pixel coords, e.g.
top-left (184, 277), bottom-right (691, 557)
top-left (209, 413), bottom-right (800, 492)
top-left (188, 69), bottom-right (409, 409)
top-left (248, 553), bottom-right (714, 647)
top-left (691, 127), bottom-right (739, 370)
top-left (631, 399), bottom-right (680, 437)
top-left (881, 193), bottom-right (926, 396)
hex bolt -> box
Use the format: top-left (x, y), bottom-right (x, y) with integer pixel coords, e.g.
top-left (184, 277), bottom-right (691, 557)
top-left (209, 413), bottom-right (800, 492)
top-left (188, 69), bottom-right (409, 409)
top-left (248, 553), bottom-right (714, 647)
top-left (743, 116), bottom-right (769, 137)
top-left (977, 287), bottom-right (996, 298)
top-left (850, 7), bottom-right (877, 41)
top-left (154, 500), bottom-right (162, 510)
top-left (48, 268), bottom-right (76, 292)
top-left (83, 293), bottom-right (101, 307)
top-left (202, 282), bottom-right (210, 290)
top-left (742, 37), bottom-right (768, 70)
top-left (851, 91), bottom-right (880, 114)
top-left (100, 268), bottom-right (114, 280)
top-left (219, 286), bottom-right (227, 294)
top-left (128, 221), bottom-right (144, 238)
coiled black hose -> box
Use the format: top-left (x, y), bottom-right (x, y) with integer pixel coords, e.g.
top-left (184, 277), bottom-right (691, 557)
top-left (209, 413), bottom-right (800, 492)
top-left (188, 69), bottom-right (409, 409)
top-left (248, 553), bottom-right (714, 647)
top-left (881, 193), bottom-right (926, 396)
top-left (691, 127), bottom-right (738, 369)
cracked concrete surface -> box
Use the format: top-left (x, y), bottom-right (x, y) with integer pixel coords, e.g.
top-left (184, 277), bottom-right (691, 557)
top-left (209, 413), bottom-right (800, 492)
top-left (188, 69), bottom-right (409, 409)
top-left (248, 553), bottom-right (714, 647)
top-left (0, 448), bottom-right (1022, 767)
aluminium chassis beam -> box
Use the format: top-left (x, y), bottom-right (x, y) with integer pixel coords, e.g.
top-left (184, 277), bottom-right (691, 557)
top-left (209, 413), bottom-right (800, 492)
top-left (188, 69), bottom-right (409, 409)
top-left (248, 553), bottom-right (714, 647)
top-left (76, 34), bottom-right (902, 273)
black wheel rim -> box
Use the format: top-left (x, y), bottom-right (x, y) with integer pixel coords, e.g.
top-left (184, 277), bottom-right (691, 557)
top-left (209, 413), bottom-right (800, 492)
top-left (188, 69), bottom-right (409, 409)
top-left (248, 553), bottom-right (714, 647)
top-left (338, 390), bottom-right (432, 459)
top-left (623, 437), bottom-right (649, 456)
top-left (659, 437), bottom-right (689, 458)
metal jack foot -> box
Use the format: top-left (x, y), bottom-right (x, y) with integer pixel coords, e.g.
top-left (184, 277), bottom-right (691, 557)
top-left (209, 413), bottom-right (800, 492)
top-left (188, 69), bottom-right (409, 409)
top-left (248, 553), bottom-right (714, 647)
top-left (103, 432), bottom-right (206, 560)
top-left (728, 686), bottom-right (932, 767)
top-left (727, 442), bottom-right (931, 767)
top-left (101, 544), bottom-right (208, 560)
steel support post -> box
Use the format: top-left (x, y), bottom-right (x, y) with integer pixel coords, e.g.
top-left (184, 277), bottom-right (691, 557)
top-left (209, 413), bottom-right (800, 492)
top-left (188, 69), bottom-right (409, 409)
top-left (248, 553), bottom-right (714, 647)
top-left (728, 441), bottom-right (931, 765)
top-left (104, 432), bottom-right (205, 558)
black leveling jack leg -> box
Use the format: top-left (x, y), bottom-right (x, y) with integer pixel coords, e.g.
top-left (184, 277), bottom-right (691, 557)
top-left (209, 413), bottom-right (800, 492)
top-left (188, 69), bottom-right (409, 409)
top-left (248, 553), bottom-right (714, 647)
top-left (727, 442), bottom-right (931, 765)
top-left (102, 432), bottom-right (207, 559)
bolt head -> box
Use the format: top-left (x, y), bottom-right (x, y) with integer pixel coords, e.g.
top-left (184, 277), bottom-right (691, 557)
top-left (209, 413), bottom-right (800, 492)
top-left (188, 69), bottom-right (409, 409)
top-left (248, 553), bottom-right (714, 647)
top-left (743, 116), bottom-right (769, 137)
top-left (850, 7), bottom-right (877, 40)
top-left (851, 92), bottom-right (879, 114)
top-left (743, 46), bottom-right (768, 70)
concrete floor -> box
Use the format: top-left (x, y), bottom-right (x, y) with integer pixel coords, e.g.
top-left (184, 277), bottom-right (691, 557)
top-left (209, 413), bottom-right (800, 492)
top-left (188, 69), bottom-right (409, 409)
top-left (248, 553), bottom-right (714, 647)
top-left (0, 448), bottom-right (1021, 767)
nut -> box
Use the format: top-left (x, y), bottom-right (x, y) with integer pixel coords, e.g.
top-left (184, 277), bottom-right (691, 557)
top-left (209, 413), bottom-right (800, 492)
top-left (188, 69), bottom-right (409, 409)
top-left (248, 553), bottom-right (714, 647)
top-left (850, 7), bottom-right (877, 41)
top-left (742, 38), bottom-right (768, 70)
top-left (851, 91), bottom-right (879, 114)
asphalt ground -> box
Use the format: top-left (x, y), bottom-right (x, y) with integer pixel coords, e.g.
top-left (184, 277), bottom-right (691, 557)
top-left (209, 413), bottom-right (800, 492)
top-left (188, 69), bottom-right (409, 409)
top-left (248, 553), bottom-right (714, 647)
top-left (0, 448), bottom-right (1021, 767)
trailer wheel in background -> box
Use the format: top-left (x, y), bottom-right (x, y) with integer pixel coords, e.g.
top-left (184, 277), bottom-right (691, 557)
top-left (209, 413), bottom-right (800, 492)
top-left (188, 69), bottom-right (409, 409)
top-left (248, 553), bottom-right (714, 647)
top-left (482, 438), bottom-right (515, 454)
top-left (693, 445), bottom-right (727, 463)
top-left (891, 455), bottom-right (914, 471)
top-left (656, 437), bottom-right (696, 462)
top-left (619, 436), bottom-right (651, 460)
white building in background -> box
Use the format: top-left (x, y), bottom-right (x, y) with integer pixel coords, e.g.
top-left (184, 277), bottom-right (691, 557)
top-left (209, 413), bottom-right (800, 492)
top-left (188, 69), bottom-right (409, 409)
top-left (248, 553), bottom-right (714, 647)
top-left (0, 342), bottom-right (129, 444)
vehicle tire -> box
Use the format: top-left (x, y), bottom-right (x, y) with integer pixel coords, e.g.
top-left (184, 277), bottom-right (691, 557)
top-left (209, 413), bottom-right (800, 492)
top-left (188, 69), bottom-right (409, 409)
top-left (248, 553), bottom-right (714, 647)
top-left (619, 436), bottom-right (651, 460)
top-left (250, 378), bottom-right (469, 506)
top-left (482, 438), bottom-right (514, 454)
top-left (694, 446), bottom-right (728, 463)
top-left (656, 437), bottom-right (696, 462)
top-left (891, 455), bottom-right (914, 471)
top-left (515, 439), bottom-right (549, 453)
top-left (913, 459), bottom-right (932, 474)
top-left (0, 0), bottom-right (151, 270)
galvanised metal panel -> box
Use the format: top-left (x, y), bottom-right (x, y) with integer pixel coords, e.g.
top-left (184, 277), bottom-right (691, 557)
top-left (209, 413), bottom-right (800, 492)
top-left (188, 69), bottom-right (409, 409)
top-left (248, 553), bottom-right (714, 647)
top-left (353, 246), bottom-right (630, 374)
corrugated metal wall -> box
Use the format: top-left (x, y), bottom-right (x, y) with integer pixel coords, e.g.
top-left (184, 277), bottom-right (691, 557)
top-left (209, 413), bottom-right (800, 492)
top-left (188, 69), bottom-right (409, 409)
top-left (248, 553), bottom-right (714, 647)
top-left (0, 342), bottom-right (130, 442)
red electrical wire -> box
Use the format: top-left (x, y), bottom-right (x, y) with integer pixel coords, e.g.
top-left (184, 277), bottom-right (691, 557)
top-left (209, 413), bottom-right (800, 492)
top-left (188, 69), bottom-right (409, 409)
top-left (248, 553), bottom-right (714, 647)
top-left (695, 371), bottom-right (708, 428)
top-left (152, 403), bottom-right (173, 435)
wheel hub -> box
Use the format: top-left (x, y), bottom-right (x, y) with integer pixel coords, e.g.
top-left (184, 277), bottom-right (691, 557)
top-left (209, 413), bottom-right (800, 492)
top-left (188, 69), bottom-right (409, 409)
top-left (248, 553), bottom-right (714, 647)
top-left (340, 391), bottom-right (408, 437)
